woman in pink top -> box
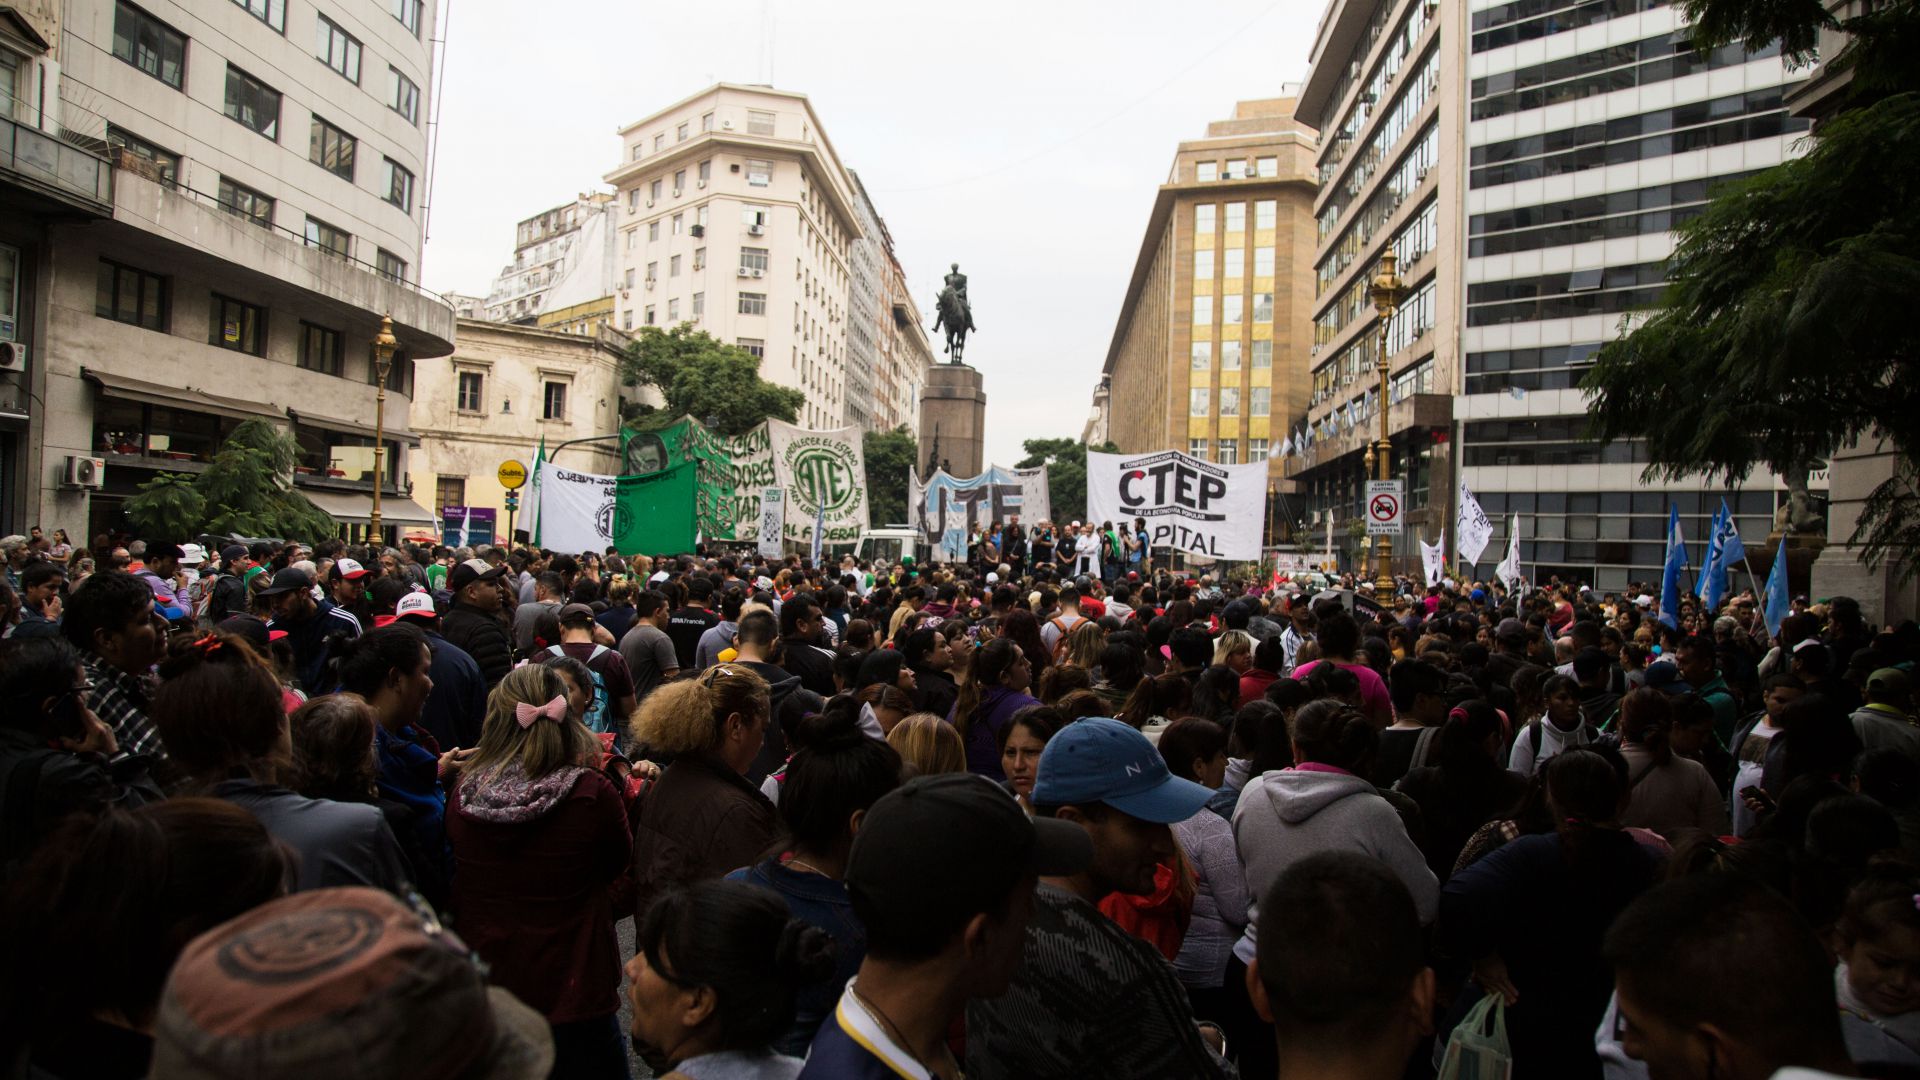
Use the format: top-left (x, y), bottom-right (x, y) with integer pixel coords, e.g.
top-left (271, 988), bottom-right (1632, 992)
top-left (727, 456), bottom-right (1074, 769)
top-left (1288, 607), bottom-right (1394, 726)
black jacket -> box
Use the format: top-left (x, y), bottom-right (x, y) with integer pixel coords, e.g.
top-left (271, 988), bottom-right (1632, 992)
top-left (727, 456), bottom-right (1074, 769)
top-left (914, 667), bottom-right (960, 722)
top-left (1, 728), bottom-right (164, 877)
top-left (208, 572), bottom-right (251, 623)
top-left (441, 603), bottom-right (514, 688)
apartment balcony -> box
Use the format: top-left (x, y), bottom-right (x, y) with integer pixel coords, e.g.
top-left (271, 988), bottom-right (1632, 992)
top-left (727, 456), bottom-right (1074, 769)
top-left (0, 111), bottom-right (113, 217)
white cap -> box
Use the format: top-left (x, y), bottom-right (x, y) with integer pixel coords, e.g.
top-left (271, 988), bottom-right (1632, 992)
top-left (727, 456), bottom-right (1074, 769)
top-left (1634, 594), bottom-right (1654, 608)
top-left (179, 543), bottom-right (207, 565)
top-left (756, 575), bottom-right (775, 591)
top-left (393, 591), bottom-right (436, 620)
top-left (986, 572), bottom-right (999, 584)
top-left (335, 557), bottom-right (369, 579)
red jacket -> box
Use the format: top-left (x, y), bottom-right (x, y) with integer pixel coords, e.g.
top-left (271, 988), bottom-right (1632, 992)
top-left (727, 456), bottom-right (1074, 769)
top-left (1238, 668), bottom-right (1280, 708)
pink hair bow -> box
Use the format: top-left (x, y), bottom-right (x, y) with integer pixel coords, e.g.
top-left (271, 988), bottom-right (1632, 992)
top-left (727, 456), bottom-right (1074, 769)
top-left (515, 694), bottom-right (569, 729)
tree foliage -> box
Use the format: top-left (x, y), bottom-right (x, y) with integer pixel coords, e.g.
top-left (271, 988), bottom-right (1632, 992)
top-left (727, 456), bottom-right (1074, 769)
top-left (1584, 1), bottom-right (1920, 576)
top-left (125, 420), bottom-right (337, 541)
top-left (863, 425), bottom-right (917, 527)
top-left (1017, 437), bottom-right (1118, 525)
top-left (618, 324), bottom-right (805, 437)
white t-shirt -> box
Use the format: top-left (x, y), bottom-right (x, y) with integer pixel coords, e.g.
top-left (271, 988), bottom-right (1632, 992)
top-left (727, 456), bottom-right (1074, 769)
top-left (1508, 717), bottom-right (1593, 776)
top-left (1733, 723), bottom-right (1780, 838)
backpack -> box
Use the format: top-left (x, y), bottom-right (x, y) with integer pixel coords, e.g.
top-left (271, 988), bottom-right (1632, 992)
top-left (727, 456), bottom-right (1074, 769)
top-left (1048, 616), bottom-right (1080, 661)
top-left (548, 644), bottom-right (613, 734)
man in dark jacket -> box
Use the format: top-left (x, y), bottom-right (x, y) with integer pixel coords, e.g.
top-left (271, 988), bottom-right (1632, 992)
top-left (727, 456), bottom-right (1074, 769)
top-left (370, 580), bottom-right (488, 749)
top-left (262, 568), bottom-right (361, 694)
top-left (439, 559), bottom-right (512, 689)
top-left (731, 610), bottom-right (802, 784)
top-left (205, 544), bottom-right (255, 624)
top-left (777, 593), bottom-right (837, 698)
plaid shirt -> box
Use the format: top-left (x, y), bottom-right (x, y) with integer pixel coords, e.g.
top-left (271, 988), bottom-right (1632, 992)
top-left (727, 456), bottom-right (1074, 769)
top-left (82, 651), bottom-right (165, 761)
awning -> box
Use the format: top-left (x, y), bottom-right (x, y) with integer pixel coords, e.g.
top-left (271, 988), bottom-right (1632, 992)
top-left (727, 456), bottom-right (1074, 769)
top-left (287, 408), bottom-right (421, 445)
top-left (296, 488), bottom-right (436, 526)
top-left (83, 368), bottom-right (283, 423)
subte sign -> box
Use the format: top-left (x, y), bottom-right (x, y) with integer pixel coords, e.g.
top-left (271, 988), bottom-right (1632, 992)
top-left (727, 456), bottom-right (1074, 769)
top-left (1365, 479), bottom-right (1404, 536)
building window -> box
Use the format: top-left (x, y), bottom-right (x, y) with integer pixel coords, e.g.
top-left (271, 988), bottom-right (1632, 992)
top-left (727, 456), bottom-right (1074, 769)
top-left (1193, 250), bottom-right (1213, 279)
top-left (676, 122), bottom-right (689, 142)
top-left (1221, 340), bottom-right (1241, 369)
top-left (435, 476), bottom-right (465, 511)
top-left (1190, 341), bottom-right (1211, 369)
top-left (701, 111), bottom-right (714, 132)
top-left (309, 116), bottom-right (356, 180)
top-left (542, 381), bottom-right (567, 421)
top-left (382, 158), bottom-right (414, 213)
top-left (671, 213), bottom-right (683, 235)
top-left (376, 249), bottom-right (407, 283)
top-left (742, 205), bottom-right (770, 228)
top-left (1223, 248), bottom-right (1244, 278)
top-left (1189, 438), bottom-right (1209, 460)
top-left (693, 247), bottom-right (706, 270)
top-left (113, 2), bottom-right (185, 89)
top-left (647, 221), bottom-right (660, 242)
top-left (698, 159), bottom-right (711, 182)
top-left (737, 338), bottom-right (764, 358)
top-left (1194, 294), bottom-right (1212, 324)
top-left (692, 292), bottom-right (704, 318)
top-left (1251, 386), bottom-right (1270, 416)
top-left (1225, 203), bottom-right (1246, 231)
top-left (231, 0), bottom-right (285, 31)
top-left (645, 261), bottom-right (657, 282)
top-left (210, 293), bottom-right (266, 355)
top-left (223, 65), bottom-right (280, 139)
top-left (649, 179), bottom-right (662, 201)
top-left (304, 216), bottom-right (351, 260)
top-left (1254, 292), bottom-right (1274, 322)
top-left (668, 254), bottom-right (682, 278)
top-left (96, 260), bottom-right (168, 330)
top-left (1225, 159), bottom-right (1249, 180)
top-left (673, 168), bottom-right (686, 191)
top-left (1256, 157), bottom-right (1278, 178)
top-left (1252, 340), bottom-right (1272, 368)
top-left (1195, 204), bottom-right (1215, 234)
top-left (1223, 295), bottom-right (1243, 325)
top-left (653, 133), bottom-right (665, 152)
top-left (1254, 246), bottom-right (1275, 276)
top-left (1256, 200), bottom-right (1276, 230)
top-left (1190, 388), bottom-right (1209, 416)
top-left (1218, 439), bottom-right (1239, 464)
top-left (1196, 161), bottom-right (1218, 181)
top-left (315, 15), bottom-right (361, 82)
top-left (740, 247), bottom-right (769, 274)
top-left (667, 298), bottom-right (679, 321)
top-left (456, 371), bottom-right (483, 412)
top-left (739, 292), bottom-right (767, 315)
top-left (105, 127), bottom-right (180, 187)
top-left (747, 109), bottom-right (775, 135)
top-left (388, 67), bottom-right (419, 123)
top-left (644, 305), bottom-right (655, 325)
top-left (1250, 438), bottom-right (1268, 460)
top-left (389, 0), bottom-right (422, 35)
top-left (745, 158), bottom-right (772, 186)
top-left (299, 321), bottom-right (342, 375)
top-left (216, 176), bottom-right (275, 228)
top-left (1220, 388), bottom-right (1240, 416)
top-left (622, 310), bottom-right (633, 330)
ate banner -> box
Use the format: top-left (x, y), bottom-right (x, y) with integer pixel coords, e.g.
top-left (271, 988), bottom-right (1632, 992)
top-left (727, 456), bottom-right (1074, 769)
top-left (1085, 449), bottom-right (1266, 561)
top-left (768, 420), bottom-right (868, 547)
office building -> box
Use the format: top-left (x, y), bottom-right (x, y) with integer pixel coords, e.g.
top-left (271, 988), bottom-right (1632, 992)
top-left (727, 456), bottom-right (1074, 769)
top-left (2, 0), bottom-right (455, 539)
top-left (480, 192), bottom-right (619, 335)
top-left (1100, 96), bottom-right (1319, 487)
top-left (852, 170), bottom-right (932, 437)
top-left (603, 84), bottom-right (861, 431)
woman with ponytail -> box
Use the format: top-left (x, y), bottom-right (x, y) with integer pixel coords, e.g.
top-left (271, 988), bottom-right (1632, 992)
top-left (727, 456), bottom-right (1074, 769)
top-left (627, 880), bottom-right (837, 1078)
top-left (1393, 700), bottom-right (1530, 880)
top-left (1616, 686), bottom-right (1729, 838)
top-left (949, 636), bottom-right (1039, 778)
top-left (447, 662), bottom-right (633, 1079)
top-left (1440, 748), bottom-right (1661, 1078)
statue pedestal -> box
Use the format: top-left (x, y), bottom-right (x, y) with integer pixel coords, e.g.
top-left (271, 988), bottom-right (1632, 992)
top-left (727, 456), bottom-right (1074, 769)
top-left (920, 364), bottom-right (987, 479)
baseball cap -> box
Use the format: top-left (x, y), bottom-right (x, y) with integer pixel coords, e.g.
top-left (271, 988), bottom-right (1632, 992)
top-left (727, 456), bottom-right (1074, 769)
top-left (151, 887), bottom-right (552, 1079)
top-left (1868, 668), bottom-right (1913, 698)
top-left (1127, 570), bottom-right (1140, 581)
top-left (149, 542), bottom-right (186, 561)
top-left (1031, 717), bottom-right (1214, 824)
top-left (215, 614), bottom-right (281, 653)
top-left (255, 567), bottom-right (314, 597)
top-left (1792, 638), bottom-right (1826, 656)
top-left (1634, 594), bottom-right (1655, 609)
top-left (1644, 662), bottom-right (1694, 695)
top-left (449, 558), bottom-right (504, 593)
top-left (557, 602), bottom-right (596, 625)
top-left (374, 592), bottom-right (439, 628)
top-left (986, 572), bottom-right (999, 584)
top-left (334, 557), bottom-right (370, 580)
top-left (220, 544), bottom-right (248, 563)
top-left (847, 774), bottom-right (1090, 946)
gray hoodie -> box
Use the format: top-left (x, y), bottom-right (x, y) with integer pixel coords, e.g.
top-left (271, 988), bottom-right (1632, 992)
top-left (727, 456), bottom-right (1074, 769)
top-left (1230, 767), bottom-right (1439, 964)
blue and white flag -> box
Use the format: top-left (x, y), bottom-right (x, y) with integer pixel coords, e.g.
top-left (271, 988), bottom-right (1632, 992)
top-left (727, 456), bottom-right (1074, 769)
top-left (1658, 504), bottom-right (1687, 629)
top-left (1508, 384), bottom-right (1528, 401)
top-left (1701, 498), bottom-right (1743, 611)
top-left (1697, 502), bottom-right (1727, 604)
top-left (1763, 537), bottom-right (1790, 640)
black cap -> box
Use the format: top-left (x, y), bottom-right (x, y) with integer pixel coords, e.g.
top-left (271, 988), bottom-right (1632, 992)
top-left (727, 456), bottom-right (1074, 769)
top-left (1644, 662), bottom-right (1694, 695)
top-left (220, 544), bottom-right (248, 562)
top-left (557, 603), bottom-right (596, 625)
top-left (148, 542), bottom-right (185, 561)
top-left (216, 614), bottom-right (272, 653)
top-left (256, 567), bottom-right (313, 597)
top-left (846, 774), bottom-right (1090, 947)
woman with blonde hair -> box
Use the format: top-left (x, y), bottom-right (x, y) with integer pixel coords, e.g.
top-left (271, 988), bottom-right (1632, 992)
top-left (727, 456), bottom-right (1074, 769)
top-left (1212, 629), bottom-right (1254, 674)
top-left (446, 663), bottom-right (632, 1079)
top-left (630, 664), bottom-right (778, 920)
top-left (1061, 619), bottom-right (1106, 671)
top-left (885, 712), bottom-right (966, 776)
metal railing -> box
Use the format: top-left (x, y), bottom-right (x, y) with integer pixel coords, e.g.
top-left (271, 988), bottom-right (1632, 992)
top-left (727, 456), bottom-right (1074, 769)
top-left (0, 110), bottom-right (113, 208)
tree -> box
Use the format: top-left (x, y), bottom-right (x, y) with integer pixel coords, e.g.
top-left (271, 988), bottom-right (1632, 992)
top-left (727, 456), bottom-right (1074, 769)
top-left (125, 419), bottom-right (337, 541)
top-left (1017, 437), bottom-right (1118, 525)
top-left (618, 324), bottom-right (805, 437)
top-left (1583, 0), bottom-right (1920, 575)
top-left (863, 425), bottom-right (917, 526)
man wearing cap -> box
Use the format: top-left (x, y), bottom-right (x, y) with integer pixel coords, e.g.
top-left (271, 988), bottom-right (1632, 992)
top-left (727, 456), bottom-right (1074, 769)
top-left (258, 567), bottom-right (360, 694)
top-left (1851, 669), bottom-right (1920, 762)
top-left (800, 774), bottom-right (1092, 1080)
top-left (966, 717), bottom-right (1230, 1079)
top-left (370, 579), bottom-right (487, 749)
top-left (328, 558), bottom-right (375, 627)
top-left (545, 603), bottom-right (637, 738)
top-left (206, 545), bottom-right (256, 624)
top-left (441, 558), bottom-right (513, 689)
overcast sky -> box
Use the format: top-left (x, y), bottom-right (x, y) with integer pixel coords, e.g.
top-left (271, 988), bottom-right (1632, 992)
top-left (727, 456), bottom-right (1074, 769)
top-left (421, 0), bottom-right (1319, 467)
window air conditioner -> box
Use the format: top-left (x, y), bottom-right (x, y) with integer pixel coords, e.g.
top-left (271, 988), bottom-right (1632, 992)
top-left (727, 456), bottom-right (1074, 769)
top-left (748, 224), bottom-right (765, 235)
top-left (645, 278), bottom-right (656, 290)
top-left (0, 341), bottom-right (25, 372)
top-left (672, 189), bottom-right (682, 198)
top-left (645, 199), bottom-right (655, 208)
top-left (63, 455), bottom-right (104, 489)
top-left (690, 224), bottom-right (705, 238)
top-left (696, 179), bottom-right (707, 189)
top-left (721, 119), bottom-right (733, 130)
top-left (751, 268), bottom-right (765, 279)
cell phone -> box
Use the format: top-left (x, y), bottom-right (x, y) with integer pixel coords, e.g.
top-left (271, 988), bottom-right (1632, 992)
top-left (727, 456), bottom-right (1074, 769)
top-left (1740, 785), bottom-right (1775, 811)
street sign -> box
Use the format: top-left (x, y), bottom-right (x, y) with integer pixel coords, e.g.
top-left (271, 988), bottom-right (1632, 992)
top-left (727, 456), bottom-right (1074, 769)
top-left (497, 459), bottom-right (528, 490)
top-left (1365, 479), bottom-right (1404, 536)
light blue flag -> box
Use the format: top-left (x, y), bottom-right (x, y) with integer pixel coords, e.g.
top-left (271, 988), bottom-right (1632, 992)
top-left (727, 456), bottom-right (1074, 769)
top-left (1763, 537), bottom-right (1790, 640)
top-left (1698, 501), bottom-right (1727, 603)
top-left (1659, 504), bottom-right (1687, 629)
top-left (1720, 501), bottom-right (1746, 568)
top-left (1703, 499), bottom-right (1743, 611)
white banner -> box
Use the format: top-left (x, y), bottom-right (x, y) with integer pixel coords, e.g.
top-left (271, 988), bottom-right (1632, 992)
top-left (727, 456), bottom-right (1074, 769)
top-left (1016, 466), bottom-right (1052, 525)
top-left (1457, 481), bottom-right (1494, 566)
top-left (769, 420), bottom-right (868, 547)
top-left (910, 465), bottom-right (1050, 561)
top-left (757, 488), bottom-right (784, 557)
top-left (1497, 514), bottom-right (1524, 593)
top-left (1421, 534), bottom-right (1447, 588)
top-left (532, 460), bottom-right (619, 554)
top-left (1086, 449), bottom-right (1266, 561)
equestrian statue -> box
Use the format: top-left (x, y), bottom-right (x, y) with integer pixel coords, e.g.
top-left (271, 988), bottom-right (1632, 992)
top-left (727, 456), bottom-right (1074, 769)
top-left (931, 262), bottom-right (975, 364)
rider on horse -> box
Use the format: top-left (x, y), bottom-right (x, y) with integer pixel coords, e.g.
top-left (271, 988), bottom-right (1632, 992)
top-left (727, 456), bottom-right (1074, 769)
top-left (932, 262), bottom-right (975, 360)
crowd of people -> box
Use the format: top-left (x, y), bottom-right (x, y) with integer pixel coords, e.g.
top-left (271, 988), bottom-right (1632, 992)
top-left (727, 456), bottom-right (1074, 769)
top-left (0, 521), bottom-right (1915, 1080)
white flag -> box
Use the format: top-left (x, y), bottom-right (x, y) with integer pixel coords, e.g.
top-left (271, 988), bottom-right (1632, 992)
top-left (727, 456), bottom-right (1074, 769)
top-left (458, 506), bottom-right (472, 549)
top-left (1497, 514), bottom-right (1524, 593)
top-left (1420, 533), bottom-right (1446, 588)
top-left (1456, 482), bottom-right (1494, 565)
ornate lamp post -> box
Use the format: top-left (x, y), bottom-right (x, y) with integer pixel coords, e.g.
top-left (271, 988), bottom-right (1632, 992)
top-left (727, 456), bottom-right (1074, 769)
top-left (369, 314), bottom-right (397, 542)
top-left (1366, 251), bottom-right (1406, 594)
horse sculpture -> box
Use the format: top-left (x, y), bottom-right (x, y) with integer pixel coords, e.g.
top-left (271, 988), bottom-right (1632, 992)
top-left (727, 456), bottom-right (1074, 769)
top-left (930, 263), bottom-right (974, 364)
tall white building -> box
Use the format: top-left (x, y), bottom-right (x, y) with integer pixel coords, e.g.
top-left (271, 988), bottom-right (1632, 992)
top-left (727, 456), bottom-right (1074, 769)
top-left (602, 84), bottom-right (861, 432)
top-left (481, 192), bottom-right (618, 332)
top-left (0, 0), bottom-right (454, 539)
top-left (848, 169), bottom-right (932, 437)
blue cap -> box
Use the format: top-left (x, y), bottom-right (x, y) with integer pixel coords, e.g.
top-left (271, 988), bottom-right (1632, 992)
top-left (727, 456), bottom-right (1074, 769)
top-left (1031, 718), bottom-right (1214, 824)
top-left (1470, 588), bottom-right (1487, 601)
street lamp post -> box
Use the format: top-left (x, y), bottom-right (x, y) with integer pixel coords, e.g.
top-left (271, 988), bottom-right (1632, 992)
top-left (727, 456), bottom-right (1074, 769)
top-left (369, 314), bottom-right (397, 543)
top-left (1366, 251), bottom-right (1406, 595)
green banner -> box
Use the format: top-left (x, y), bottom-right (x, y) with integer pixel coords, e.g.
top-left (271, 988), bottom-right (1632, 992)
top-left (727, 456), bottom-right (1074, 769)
top-left (610, 461), bottom-right (698, 555)
top-left (621, 417), bottom-right (775, 542)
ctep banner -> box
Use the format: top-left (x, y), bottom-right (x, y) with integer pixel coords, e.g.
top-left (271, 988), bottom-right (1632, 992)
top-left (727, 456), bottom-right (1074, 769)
top-left (1086, 449), bottom-right (1267, 561)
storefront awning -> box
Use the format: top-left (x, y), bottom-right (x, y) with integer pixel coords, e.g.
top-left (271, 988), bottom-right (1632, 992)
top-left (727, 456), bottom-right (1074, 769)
top-left (287, 408), bottom-right (421, 445)
top-left (296, 487), bottom-right (436, 526)
top-left (83, 368), bottom-right (283, 423)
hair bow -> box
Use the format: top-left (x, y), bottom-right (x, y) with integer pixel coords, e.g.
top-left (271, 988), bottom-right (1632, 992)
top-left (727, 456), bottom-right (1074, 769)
top-left (514, 694), bottom-right (569, 729)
